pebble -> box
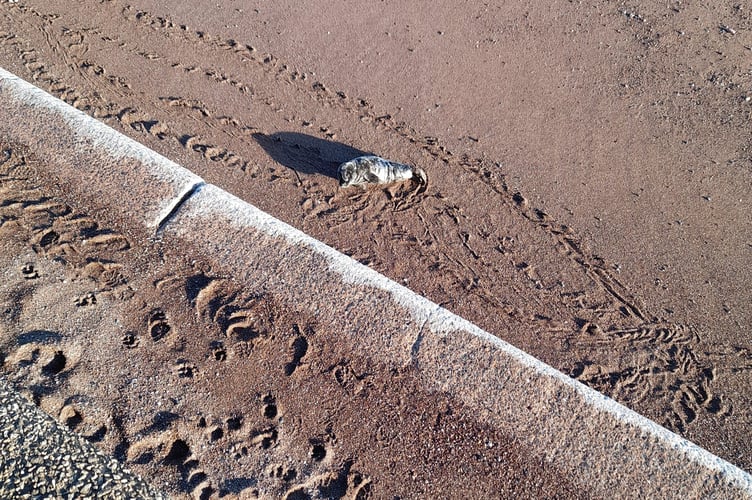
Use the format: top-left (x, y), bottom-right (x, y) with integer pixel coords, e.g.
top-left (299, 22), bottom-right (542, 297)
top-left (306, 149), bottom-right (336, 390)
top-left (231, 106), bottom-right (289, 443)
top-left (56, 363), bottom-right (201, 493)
top-left (0, 377), bottom-right (167, 499)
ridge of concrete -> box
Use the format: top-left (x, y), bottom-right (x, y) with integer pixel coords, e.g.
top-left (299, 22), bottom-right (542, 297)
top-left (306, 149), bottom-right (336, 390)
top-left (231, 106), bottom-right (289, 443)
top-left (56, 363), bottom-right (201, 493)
top-left (0, 67), bottom-right (203, 235)
top-left (2, 66), bottom-right (751, 497)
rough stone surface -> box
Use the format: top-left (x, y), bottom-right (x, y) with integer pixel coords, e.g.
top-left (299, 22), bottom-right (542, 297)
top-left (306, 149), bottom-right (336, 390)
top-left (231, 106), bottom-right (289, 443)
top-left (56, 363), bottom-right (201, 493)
top-left (0, 377), bottom-right (165, 499)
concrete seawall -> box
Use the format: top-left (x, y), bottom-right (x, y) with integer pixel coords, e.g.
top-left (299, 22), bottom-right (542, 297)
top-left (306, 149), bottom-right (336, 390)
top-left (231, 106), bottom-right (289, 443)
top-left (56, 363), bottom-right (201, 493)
top-left (2, 66), bottom-right (751, 498)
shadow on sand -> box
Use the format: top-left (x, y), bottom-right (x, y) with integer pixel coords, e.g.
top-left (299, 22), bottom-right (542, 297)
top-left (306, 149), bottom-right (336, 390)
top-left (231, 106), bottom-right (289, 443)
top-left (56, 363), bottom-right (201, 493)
top-left (252, 131), bottom-right (372, 180)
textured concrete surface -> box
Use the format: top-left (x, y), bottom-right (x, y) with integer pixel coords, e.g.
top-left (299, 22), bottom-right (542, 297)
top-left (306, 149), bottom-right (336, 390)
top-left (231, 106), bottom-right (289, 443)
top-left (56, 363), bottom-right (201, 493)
top-left (1, 66), bottom-right (752, 497)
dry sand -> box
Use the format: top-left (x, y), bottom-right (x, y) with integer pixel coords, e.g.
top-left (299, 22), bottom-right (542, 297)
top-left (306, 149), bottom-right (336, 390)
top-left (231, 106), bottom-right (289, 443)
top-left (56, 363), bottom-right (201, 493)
top-left (0, 0), bottom-right (751, 497)
top-left (0, 141), bottom-right (591, 498)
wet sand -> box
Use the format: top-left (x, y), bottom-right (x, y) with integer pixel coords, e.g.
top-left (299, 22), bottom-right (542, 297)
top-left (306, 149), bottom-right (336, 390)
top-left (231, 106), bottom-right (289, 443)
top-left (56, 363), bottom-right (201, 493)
top-left (0, 0), bottom-right (751, 496)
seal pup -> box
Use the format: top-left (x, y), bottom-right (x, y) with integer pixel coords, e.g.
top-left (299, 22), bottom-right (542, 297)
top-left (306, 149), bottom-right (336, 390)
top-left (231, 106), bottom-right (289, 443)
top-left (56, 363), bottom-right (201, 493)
top-left (338, 155), bottom-right (427, 192)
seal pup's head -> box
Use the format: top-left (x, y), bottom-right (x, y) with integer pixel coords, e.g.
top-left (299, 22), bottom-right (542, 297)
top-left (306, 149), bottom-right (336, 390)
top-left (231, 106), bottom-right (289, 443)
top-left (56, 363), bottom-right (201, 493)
top-left (337, 158), bottom-right (360, 187)
top-left (337, 156), bottom-right (380, 187)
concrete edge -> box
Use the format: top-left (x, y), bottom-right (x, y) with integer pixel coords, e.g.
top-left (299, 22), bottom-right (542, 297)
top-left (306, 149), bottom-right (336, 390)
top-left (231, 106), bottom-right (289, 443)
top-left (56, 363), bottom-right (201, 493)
top-left (1, 67), bottom-right (751, 497)
top-left (0, 67), bottom-right (203, 234)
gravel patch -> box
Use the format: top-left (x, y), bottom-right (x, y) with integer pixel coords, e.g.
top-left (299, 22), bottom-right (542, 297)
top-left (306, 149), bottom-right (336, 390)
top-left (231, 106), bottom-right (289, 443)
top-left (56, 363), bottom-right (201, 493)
top-left (0, 377), bottom-right (165, 499)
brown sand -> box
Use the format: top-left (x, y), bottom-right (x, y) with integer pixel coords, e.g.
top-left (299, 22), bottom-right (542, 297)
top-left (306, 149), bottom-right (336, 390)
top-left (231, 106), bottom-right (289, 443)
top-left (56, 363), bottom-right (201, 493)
top-left (0, 142), bottom-right (592, 498)
top-left (0, 0), bottom-right (750, 495)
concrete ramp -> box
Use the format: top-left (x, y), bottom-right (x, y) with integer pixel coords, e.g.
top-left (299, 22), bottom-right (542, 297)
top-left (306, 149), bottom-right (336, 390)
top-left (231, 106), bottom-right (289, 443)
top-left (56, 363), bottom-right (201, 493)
top-left (1, 67), bottom-right (751, 498)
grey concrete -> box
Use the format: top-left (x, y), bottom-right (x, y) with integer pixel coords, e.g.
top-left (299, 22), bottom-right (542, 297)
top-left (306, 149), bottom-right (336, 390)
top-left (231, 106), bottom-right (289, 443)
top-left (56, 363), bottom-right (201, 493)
top-left (1, 66), bottom-right (752, 498)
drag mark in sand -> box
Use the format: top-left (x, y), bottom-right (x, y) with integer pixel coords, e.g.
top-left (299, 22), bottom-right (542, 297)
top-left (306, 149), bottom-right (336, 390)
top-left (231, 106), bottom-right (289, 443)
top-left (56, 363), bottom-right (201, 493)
top-left (0, 8), bottom-right (257, 177)
top-left (1, 2), bottom-right (704, 433)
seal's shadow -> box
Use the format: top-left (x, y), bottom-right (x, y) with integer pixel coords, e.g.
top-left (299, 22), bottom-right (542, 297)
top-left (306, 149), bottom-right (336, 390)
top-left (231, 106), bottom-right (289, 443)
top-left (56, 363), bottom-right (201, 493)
top-left (253, 131), bottom-right (371, 179)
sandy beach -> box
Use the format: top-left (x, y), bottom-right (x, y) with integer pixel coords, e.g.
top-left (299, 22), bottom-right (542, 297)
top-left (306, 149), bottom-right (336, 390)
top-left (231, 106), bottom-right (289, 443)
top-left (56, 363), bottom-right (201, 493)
top-left (1, 0), bottom-right (751, 497)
